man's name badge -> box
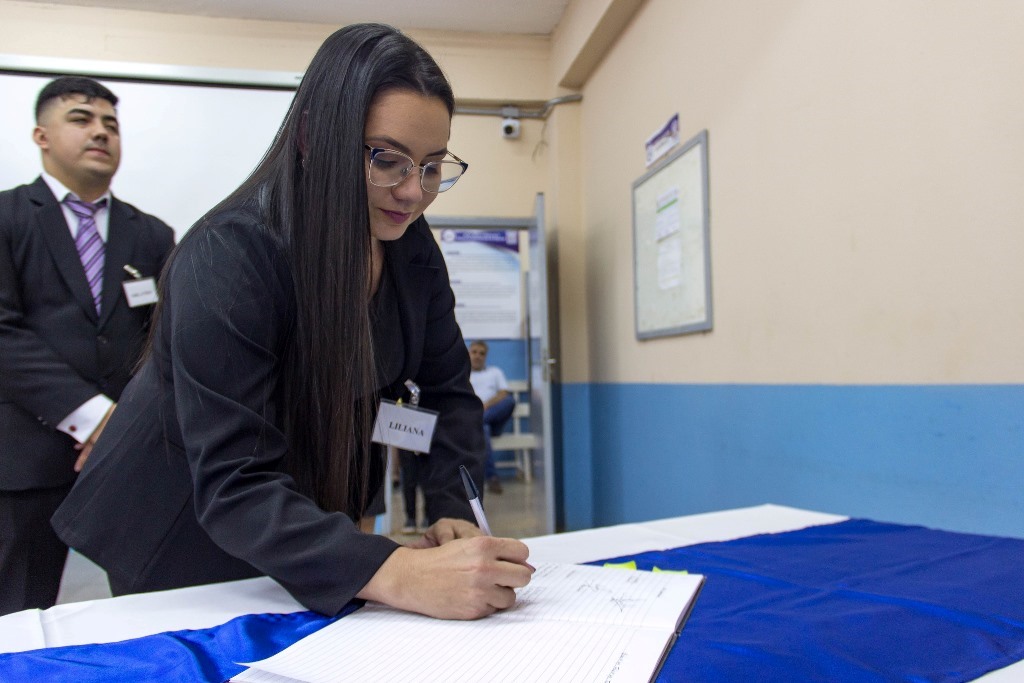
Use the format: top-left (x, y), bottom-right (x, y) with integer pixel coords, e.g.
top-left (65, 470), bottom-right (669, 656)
top-left (122, 277), bottom-right (159, 307)
top-left (371, 400), bottom-right (438, 454)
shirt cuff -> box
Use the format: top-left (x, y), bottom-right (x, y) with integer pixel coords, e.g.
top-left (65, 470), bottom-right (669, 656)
top-left (57, 395), bottom-right (114, 444)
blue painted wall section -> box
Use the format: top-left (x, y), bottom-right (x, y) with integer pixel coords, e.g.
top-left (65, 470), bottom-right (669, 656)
top-left (558, 383), bottom-right (593, 531)
top-left (558, 383), bottom-right (1024, 539)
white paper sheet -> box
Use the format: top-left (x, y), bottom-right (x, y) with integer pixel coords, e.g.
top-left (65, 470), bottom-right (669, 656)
top-left (235, 563), bottom-right (703, 683)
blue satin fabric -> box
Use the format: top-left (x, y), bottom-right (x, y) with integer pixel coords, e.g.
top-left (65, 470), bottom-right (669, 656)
top-left (593, 519), bottom-right (1024, 683)
top-left (0, 606), bottom-right (353, 682)
top-left (4, 520), bottom-right (1023, 682)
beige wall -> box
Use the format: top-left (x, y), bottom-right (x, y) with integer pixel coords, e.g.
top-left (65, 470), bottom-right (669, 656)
top-left (0, 0), bottom-right (551, 218)
top-left (443, 116), bottom-right (548, 219)
top-left (0, 1), bottom-right (331, 71)
top-left (5, 0), bottom-right (1022, 387)
top-left (0, 0), bottom-right (551, 101)
top-left (574, 0), bottom-right (1024, 384)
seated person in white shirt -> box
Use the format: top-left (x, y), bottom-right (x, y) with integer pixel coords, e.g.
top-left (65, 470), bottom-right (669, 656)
top-left (468, 340), bottom-right (515, 494)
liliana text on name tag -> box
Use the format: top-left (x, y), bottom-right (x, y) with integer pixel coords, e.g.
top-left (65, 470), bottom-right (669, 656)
top-left (371, 400), bottom-right (438, 454)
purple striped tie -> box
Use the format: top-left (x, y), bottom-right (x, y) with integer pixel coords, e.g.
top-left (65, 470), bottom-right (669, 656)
top-left (65, 197), bottom-right (108, 314)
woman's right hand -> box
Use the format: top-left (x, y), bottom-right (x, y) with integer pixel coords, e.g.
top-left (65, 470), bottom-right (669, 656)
top-left (356, 536), bottom-right (534, 620)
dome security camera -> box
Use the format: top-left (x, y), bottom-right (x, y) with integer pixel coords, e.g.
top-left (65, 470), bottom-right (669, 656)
top-left (501, 117), bottom-right (521, 140)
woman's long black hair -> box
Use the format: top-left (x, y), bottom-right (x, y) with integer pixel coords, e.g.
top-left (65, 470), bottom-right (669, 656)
top-left (165, 24), bottom-right (455, 518)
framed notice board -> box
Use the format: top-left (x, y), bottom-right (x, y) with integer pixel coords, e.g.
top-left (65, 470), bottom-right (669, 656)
top-left (632, 129), bottom-right (711, 340)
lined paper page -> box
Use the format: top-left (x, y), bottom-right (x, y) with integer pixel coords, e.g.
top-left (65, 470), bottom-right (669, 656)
top-left (511, 563), bottom-right (701, 630)
top-left (236, 563), bottom-right (703, 683)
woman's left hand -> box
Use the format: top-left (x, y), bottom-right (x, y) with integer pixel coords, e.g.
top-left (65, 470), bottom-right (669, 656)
top-left (406, 518), bottom-right (482, 548)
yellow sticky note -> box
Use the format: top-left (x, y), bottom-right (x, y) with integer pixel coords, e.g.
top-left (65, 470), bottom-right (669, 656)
top-left (602, 561), bottom-right (638, 570)
top-left (652, 566), bottom-right (688, 575)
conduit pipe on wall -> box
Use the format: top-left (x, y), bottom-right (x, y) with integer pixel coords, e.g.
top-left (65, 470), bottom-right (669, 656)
top-left (454, 94), bottom-right (582, 119)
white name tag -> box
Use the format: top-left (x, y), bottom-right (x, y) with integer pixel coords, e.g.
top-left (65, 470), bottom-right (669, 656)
top-left (122, 277), bottom-right (159, 307)
top-left (371, 400), bottom-right (438, 454)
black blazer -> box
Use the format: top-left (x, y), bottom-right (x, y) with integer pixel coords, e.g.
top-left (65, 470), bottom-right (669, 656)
top-left (53, 206), bottom-right (486, 615)
top-left (0, 177), bottom-right (174, 491)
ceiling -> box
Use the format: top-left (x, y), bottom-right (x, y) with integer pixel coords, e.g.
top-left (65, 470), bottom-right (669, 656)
top-left (18, 0), bottom-right (573, 35)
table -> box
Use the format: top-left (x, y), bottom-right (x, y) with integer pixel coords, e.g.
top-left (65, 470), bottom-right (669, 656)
top-left (2, 504), bottom-right (1021, 681)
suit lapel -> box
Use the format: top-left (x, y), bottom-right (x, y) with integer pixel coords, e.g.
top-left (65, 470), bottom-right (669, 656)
top-left (31, 178), bottom-right (98, 323)
top-left (99, 197), bottom-right (134, 328)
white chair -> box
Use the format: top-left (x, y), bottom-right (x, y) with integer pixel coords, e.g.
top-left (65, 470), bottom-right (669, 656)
top-left (490, 380), bottom-right (539, 482)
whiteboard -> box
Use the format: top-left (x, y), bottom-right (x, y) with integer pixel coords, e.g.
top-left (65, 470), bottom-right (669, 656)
top-left (0, 70), bottom-right (296, 239)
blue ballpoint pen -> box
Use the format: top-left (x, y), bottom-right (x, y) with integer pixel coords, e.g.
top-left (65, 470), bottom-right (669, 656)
top-left (459, 465), bottom-right (492, 536)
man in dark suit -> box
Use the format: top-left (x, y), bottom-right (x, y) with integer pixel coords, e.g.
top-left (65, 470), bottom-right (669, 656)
top-left (0, 76), bottom-right (175, 615)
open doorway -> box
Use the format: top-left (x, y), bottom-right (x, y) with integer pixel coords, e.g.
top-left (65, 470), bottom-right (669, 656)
top-left (414, 194), bottom-right (555, 539)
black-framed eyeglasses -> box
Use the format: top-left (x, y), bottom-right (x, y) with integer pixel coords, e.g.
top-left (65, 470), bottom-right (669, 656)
top-left (364, 145), bottom-right (468, 194)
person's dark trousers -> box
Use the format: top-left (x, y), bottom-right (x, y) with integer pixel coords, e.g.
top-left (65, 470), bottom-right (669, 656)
top-left (482, 394), bottom-right (516, 481)
top-left (398, 449), bottom-right (422, 527)
top-left (0, 483), bottom-right (73, 616)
